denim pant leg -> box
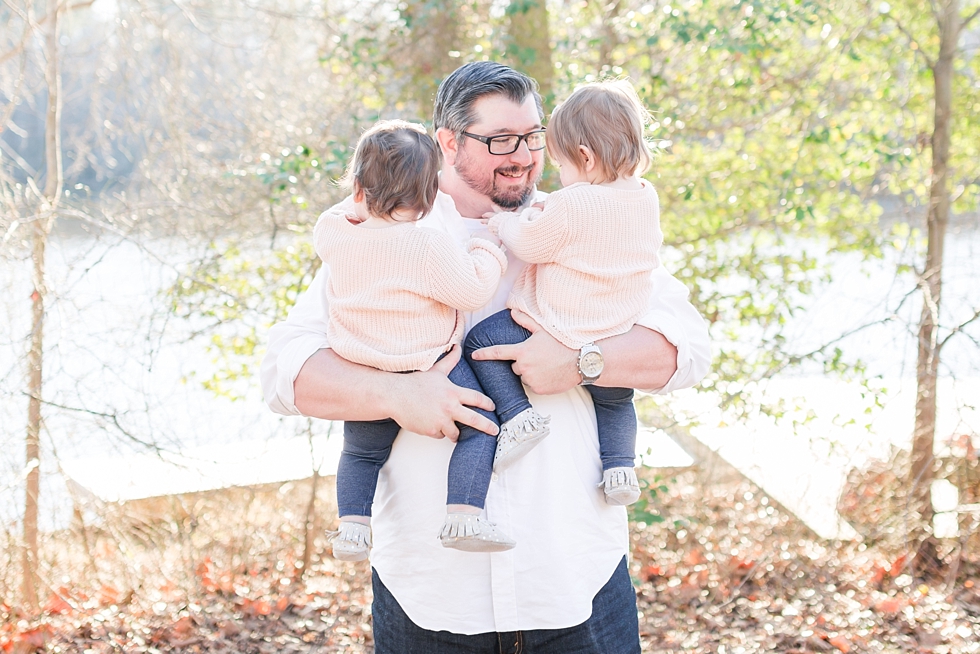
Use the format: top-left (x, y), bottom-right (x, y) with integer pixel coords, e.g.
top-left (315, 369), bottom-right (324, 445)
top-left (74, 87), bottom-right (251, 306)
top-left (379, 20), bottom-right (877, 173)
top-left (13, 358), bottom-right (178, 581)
top-left (446, 357), bottom-right (499, 509)
top-left (371, 568), bottom-right (499, 653)
top-left (336, 418), bottom-right (400, 517)
top-left (518, 556), bottom-right (641, 653)
top-left (586, 386), bottom-right (637, 471)
top-left (370, 556), bottom-right (640, 654)
top-left (463, 309), bottom-right (534, 424)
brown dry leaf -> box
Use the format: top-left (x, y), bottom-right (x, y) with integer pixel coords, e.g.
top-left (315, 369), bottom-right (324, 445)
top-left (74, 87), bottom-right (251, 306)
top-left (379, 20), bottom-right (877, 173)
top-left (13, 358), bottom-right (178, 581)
top-left (172, 615), bottom-right (196, 639)
top-left (874, 596), bottom-right (908, 614)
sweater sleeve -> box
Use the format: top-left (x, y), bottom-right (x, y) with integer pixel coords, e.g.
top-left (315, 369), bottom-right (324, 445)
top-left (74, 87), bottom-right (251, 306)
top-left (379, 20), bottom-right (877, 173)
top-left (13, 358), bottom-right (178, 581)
top-left (421, 231), bottom-right (508, 311)
top-left (312, 196), bottom-right (357, 262)
top-left (488, 193), bottom-right (569, 264)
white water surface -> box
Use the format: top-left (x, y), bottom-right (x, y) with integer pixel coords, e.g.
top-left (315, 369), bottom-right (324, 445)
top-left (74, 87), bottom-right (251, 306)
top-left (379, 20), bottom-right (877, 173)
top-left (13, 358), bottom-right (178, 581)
top-left (1, 226), bottom-right (978, 534)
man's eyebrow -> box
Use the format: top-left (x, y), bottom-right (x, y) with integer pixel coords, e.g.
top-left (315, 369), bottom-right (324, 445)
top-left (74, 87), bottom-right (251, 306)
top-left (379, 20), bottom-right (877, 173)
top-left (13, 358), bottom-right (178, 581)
top-left (477, 124), bottom-right (544, 136)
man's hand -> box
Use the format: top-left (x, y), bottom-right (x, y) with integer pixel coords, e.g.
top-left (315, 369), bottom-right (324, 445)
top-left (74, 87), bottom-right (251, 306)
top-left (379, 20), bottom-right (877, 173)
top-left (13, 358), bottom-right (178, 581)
top-left (470, 310), bottom-right (580, 395)
top-left (389, 346), bottom-right (499, 441)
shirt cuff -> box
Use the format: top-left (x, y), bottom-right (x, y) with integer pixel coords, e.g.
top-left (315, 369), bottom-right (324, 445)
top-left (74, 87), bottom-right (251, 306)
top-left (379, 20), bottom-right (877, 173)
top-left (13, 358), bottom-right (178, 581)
top-left (634, 310), bottom-right (709, 395)
top-left (265, 335), bottom-right (330, 415)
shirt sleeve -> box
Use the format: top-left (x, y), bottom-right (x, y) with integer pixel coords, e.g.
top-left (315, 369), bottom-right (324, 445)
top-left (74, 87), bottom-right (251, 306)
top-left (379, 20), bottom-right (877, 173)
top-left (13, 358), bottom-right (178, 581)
top-left (489, 194), bottom-right (569, 264)
top-left (633, 265), bottom-right (711, 395)
top-left (260, 201), bottom-right (356, 416)
top-left (422, 232), bottom-right (508, 311)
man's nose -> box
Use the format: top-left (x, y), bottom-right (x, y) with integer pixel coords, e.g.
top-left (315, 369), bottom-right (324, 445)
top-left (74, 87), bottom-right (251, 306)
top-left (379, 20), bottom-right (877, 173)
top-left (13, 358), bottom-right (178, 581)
top-left (507, 140), bottom-right (533, 166)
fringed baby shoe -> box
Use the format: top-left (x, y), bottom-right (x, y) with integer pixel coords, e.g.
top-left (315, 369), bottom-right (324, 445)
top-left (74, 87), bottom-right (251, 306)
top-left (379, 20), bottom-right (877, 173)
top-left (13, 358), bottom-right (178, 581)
top-left (439, 514), bottom-right (517, 552)
top-left (600, 467), bottom-right (641, 506)
top-left (493, 408), bottom-right (551, 473)
top-left (327, 522), bottom-right (372, 561)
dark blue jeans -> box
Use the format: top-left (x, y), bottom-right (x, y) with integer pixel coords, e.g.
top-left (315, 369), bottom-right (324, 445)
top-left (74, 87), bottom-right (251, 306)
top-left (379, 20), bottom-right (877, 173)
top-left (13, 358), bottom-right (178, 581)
top-left (371, 556), bottom-right (641, 653)
top-left (336, 354), bottom-right (499, 517)
top-left (464, 310), bottom-right (637, 471)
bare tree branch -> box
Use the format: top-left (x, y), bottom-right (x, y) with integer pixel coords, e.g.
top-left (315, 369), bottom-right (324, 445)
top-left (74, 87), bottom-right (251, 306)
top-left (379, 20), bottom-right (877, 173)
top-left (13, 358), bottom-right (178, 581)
top-left (0, 0), bottom-right (96, 65)
top-left (963, 5), bottom-right (980, 28)
top-left (879, 9), bottom-right (937, 69)
top-left (36, 396), bottom-right (167, 454)
top-left (940, 306), bottom-right (980, 349)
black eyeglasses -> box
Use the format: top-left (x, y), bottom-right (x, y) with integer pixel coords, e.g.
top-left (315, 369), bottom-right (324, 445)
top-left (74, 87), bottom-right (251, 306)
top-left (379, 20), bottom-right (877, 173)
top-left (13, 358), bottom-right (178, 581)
top-left (461, 129), bottom-right (547, 155)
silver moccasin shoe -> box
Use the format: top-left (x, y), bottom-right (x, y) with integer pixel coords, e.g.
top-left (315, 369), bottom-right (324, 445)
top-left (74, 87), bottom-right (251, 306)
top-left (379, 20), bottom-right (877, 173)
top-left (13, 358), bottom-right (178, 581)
top-left (493, 408), bottom-right (550, 473)
top-left (328, 521), bottom-right (372, 561)
top-left (601, 467), bottom-right (641, 505)
top-left (439, 513), bottom-right (517, 552)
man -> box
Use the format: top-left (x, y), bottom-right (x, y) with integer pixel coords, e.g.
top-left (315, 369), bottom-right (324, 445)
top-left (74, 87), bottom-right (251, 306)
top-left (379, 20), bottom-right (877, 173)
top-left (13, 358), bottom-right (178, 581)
top-left (261, 62), bottom-right (710, 653)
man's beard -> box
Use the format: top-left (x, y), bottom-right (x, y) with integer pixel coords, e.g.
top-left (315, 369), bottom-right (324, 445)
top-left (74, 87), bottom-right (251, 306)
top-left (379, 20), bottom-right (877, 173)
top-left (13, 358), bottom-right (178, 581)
top-left (455, 148), bottom-right (539, 210)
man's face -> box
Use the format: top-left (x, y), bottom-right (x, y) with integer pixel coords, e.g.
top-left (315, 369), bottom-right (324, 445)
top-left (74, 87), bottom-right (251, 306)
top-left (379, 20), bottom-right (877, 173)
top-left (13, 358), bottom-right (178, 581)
top-left (454, 94), bottom-right (544, 210)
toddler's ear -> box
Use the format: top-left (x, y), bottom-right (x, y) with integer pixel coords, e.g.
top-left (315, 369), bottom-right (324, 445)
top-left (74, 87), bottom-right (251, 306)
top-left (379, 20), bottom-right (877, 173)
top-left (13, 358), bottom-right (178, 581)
top-left (578, 145), bottom-right (596, 173)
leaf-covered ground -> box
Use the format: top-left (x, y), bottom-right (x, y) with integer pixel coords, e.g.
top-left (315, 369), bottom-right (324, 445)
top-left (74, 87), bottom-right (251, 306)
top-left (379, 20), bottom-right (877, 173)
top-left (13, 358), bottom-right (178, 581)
top-left (3, 471), bottom-right (979, 653)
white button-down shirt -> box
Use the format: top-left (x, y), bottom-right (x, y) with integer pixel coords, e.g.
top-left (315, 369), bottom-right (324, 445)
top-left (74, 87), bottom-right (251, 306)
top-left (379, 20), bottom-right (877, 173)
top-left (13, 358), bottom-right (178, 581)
top-left (260, 190), bottom-right (710, 634)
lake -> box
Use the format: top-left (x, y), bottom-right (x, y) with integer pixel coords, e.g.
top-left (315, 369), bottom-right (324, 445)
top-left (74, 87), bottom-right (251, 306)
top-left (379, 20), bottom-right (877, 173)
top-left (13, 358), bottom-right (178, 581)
top-left (1, 225), bottom-right (978, 532)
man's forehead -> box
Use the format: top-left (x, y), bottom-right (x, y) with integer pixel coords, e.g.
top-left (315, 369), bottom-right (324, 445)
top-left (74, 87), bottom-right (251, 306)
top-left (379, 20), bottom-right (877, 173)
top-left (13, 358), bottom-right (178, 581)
top-left (467, 94), bottom-right (542, 135)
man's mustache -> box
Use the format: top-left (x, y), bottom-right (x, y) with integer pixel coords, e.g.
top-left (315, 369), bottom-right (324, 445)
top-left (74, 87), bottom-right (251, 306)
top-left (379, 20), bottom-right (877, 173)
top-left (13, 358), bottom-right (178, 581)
top-left (495, 164), bottom-right (535, 177)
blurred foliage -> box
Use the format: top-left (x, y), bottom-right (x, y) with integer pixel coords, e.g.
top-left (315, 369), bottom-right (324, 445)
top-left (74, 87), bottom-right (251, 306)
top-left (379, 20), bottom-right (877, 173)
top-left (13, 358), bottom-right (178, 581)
top-left (628, 475), bottom-right (671, 526)
top-left (167, 0), bottom-right (980, 412)
top-left (169, 236), bottom-right (321, 399)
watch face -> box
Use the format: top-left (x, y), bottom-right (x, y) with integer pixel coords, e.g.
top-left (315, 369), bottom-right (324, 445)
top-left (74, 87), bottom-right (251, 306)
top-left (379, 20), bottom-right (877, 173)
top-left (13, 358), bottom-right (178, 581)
top-left (581, 351), bottom-right (604, 377)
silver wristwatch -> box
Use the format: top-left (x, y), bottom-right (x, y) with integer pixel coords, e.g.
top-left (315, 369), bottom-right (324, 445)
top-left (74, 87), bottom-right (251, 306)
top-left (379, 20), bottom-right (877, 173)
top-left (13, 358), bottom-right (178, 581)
top-left (578, 343), bottom-right (604, 385)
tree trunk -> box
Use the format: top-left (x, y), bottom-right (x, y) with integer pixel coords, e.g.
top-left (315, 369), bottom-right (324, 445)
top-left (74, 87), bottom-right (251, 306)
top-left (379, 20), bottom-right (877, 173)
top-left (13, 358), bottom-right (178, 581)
top-left (595, 0), bottom-right (624, 71)
top-left (910, 0), bottom-right (959, 578)
top-left (23, 0), bottom-right (62, 610)
top-left (401, 0), bottom-right (471, 118)
top-left (506, 0), bottom-right (554, 111)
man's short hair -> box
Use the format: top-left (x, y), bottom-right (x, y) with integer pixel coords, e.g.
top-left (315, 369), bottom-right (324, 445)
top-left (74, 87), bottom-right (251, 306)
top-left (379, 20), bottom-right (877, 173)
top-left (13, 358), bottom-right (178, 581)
top-left (343, 119), bottom-right (440, 220)
top-left (433, 61), bottom-right (543, 134)
top-left (547, 80), bottom-right (653, 184)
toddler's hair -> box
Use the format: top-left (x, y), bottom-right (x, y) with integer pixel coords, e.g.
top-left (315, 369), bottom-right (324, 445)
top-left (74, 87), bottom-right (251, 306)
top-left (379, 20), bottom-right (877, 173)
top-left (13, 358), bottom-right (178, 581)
top-left (343, 119), bottom-right (440, 221)
top-left (546, 80), bottom-right (652, 184)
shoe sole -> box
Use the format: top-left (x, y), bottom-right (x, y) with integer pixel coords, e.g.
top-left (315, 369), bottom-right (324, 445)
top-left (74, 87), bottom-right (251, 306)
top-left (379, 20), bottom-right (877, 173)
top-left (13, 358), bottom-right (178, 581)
top-left (604, 490), bottom-right (641, 506)
top-left (493, 431), bottom-right (549, 473)
top-left (333, 548), bottom-right (369, 562)
top-left (441, 538), bottom-right (516, 553)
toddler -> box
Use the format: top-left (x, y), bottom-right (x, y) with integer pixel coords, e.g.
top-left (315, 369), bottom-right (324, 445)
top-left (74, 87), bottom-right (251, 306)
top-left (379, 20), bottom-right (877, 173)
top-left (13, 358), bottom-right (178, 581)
top-left (464, 80), bottom-right (664, 505)
top-left (313, 120), bottom-right (515, 561)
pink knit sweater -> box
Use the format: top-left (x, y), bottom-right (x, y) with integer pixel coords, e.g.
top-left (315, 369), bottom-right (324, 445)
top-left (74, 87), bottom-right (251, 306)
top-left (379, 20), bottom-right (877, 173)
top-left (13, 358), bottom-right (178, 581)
top-left (313, 210), bottom-right (507, 372)
top-left (488, 180), bottom-right (663, 349)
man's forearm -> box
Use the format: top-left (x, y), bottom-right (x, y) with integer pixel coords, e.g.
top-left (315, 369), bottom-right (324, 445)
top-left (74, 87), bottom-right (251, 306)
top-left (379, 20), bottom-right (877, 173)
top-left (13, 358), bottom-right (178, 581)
top-left (294, 348), bottom-right (402, 421)
top-left (293, 347), bottom-right (498, 439)
top-left (597, 325), bottom-right (677, 391)
top-left (473, 310), bottom-right (678, 396)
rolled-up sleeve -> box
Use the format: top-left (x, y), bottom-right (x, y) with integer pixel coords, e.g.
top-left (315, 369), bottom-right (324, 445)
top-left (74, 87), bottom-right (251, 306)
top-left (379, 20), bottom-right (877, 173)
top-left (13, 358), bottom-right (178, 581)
top-left (634, 265), bottom-right (711, 394)
top-left (260, 264), bottom-right (332, 415)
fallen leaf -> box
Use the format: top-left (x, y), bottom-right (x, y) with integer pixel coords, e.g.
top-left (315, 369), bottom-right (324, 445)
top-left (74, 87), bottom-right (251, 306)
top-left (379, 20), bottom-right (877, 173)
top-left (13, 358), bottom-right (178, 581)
top-left (874, 597), bottom-right (907, 614)
top-left (172, 615), bottom-right (195, 638)
top-left (43, 593), bottom-right (72, 615)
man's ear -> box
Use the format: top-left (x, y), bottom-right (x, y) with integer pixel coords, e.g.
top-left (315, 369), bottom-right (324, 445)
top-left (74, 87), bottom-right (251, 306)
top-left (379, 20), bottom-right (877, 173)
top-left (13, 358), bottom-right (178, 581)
top-left (578, 145), bottom-right (596, 173)
top-left (436, 128), bottom-right (459, 166)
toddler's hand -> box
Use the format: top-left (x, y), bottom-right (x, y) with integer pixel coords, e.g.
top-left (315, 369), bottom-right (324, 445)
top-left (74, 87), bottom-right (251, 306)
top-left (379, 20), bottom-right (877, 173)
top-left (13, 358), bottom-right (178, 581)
top-left (472, 229), bottom-right (501, 247)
